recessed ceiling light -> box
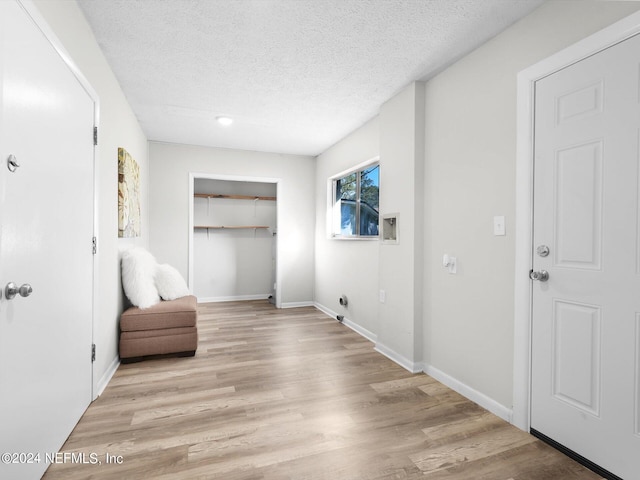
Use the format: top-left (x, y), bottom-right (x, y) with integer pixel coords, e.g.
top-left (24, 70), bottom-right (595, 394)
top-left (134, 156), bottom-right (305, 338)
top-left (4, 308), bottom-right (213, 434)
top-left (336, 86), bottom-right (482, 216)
top-left (216, 116), bottom-right (233, 126)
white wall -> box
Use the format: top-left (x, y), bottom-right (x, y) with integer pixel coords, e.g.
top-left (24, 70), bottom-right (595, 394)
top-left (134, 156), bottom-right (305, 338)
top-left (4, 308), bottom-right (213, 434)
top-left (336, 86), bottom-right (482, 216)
top-left (314, 81), bottom-right (426, 372)
top-left (149, 142), bottom-right (315, 307)
top-left (314, 118), bottom-right (380, 338)
top-left (313, 0), bottom-right (640, 418)
top-left (36, 0), bottom-right (640, 416)
top-left (422, 0), bottom-right (640, 410)
top-left (378, 82), bottom-right (425, 370)
top-left (33, 0), bottom-right (149, 395)
top-left (193, 180), bottom-right (277, 301)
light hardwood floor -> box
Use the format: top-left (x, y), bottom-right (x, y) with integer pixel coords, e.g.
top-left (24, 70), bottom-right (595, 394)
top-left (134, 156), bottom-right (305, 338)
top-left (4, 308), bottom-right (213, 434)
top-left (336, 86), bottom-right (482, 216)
top-left (44, 301), bottom-right (601, 479)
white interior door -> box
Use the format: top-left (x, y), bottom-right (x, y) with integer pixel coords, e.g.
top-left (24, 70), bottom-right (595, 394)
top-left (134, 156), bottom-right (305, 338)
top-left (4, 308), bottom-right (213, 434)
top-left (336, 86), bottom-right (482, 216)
top-left (0, 2), bottom-right (95, 479)
top-left (531, 32), bottom-right (640, 479)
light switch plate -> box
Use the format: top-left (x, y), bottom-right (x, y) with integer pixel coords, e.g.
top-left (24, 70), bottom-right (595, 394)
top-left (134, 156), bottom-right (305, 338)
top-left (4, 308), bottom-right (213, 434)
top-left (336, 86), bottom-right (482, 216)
top-left (448, 257), bottom-right (457, 274)
top-left (493, 216), bottom-right (506, 236)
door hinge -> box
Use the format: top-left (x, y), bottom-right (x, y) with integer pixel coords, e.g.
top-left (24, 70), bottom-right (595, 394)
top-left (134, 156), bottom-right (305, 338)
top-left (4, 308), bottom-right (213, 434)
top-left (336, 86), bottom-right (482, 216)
top-left (92, 236), bottom-right (97, 255)
top-left (91, 344), bottom-right (96, 363)
top-left (93, 126), bottom-right (98, 146)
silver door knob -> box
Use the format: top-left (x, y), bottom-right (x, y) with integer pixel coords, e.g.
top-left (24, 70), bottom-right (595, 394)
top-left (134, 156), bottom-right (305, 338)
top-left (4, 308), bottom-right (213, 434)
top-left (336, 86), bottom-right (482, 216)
top-left (5, 282), bottom-right (33, 300)
top-left (536, 245), bottom-right (550, 257)
top-left (529, 270), bottom-right (549, 282)
top-left (7, 154), bottom-right (20, 172)
top-left (19, 284), bottom-right (33, 297)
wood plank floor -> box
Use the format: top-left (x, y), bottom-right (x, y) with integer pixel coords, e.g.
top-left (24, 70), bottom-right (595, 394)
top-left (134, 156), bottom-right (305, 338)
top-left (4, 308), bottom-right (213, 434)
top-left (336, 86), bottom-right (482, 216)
top-left (43, 301), bottom-right (602, 479)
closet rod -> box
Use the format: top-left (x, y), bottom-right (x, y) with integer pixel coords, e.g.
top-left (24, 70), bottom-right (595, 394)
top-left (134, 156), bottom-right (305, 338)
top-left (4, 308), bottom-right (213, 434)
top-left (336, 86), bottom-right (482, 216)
top-left (194, 225), bottom-right (270, 229)
top-left (194, 193), bottom-right (276, 201)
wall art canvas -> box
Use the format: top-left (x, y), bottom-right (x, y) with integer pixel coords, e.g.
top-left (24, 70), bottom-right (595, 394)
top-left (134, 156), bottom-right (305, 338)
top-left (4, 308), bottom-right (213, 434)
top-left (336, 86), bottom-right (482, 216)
top-left (118, 147), bottom-right (141, 238)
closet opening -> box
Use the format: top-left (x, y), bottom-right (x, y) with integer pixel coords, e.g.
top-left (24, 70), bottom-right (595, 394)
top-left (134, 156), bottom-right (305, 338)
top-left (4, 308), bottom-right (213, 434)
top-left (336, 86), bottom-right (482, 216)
top-left (188, 173), bottom-right (281, 307)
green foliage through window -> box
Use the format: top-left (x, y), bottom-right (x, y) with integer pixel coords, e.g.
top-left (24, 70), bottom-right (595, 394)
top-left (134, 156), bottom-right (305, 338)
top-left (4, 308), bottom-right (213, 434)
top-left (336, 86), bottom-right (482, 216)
top-left (333, 163), bottom-right (379, 237)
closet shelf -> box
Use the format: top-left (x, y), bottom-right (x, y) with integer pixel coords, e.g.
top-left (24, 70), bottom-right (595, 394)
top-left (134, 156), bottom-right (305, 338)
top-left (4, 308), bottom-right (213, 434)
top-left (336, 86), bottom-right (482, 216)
top-left (194, 225), bottom-right (270, 230)
top-left (194, 193), bottom-right (276, 201)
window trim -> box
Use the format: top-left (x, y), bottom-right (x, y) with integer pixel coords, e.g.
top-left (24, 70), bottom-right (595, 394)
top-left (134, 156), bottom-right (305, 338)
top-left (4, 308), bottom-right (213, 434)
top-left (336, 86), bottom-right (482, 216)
top-left (328, 157), bottom-right (380, 240)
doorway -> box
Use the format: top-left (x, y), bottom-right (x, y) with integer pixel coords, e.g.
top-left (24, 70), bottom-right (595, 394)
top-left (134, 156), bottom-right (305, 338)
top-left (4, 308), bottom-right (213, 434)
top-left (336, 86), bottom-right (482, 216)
top-left (0, 1), bottom-right (98, 478)
top-left (515, 10), bottom-right (640, 480)
top-left (188, 173), bottom-right (281, 307)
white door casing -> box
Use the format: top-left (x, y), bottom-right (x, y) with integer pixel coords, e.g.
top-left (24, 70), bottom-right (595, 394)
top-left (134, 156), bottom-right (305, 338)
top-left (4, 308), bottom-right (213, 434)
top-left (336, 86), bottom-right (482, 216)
top-left (514, 10), bottom-right (640, 432)
top-left (187, 172), bottom-right (282, 307)
top-left (530, 32), bottom-right (640, 479)
top-left (0, 1), bottom-right (98, 478)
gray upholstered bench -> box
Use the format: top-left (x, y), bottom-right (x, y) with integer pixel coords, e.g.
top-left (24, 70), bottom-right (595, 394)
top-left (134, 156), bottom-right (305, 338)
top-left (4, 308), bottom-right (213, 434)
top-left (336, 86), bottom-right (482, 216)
top-left (119, 295), bottom-right (198, 363)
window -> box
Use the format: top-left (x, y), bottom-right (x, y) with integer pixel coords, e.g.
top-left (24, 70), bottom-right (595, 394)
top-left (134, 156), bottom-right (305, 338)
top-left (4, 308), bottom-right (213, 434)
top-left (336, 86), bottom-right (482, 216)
top-left (332, 163), bottom-right (379, 238)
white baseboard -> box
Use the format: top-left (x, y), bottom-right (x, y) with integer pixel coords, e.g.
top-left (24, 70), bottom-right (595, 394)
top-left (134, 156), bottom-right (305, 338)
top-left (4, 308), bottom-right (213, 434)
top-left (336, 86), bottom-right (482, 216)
top-left (421, 363), bottom-right (513, 423)
top-left (197, 294), bottom-right (271, 303)
top-left (308, 304), bottom-right (513, 423)
top-left (280, 301), bottom-right (315, 309)
top-left (95, 355), bottom-right (120, 399)
top-left (344, 318), bottom-right (377, 343)
top-left (315, 302), bottom-right (418, 373)
top-left (314, 302), bottom-right (377, 343)
top-left (313, 302), bottom-right (337, 319)
top-left (375, 342), bottom-right (422, 374)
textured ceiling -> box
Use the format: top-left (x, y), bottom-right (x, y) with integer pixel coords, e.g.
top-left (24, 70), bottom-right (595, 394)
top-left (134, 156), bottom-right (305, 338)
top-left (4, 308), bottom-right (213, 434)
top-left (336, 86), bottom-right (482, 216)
top-left (77, 0), bottom-right (546, 156)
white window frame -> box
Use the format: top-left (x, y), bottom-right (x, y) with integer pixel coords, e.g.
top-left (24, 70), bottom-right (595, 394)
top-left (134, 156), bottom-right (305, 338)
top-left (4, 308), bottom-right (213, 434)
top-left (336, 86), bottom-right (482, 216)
top-left (328, 157), bottom-right (380, 240)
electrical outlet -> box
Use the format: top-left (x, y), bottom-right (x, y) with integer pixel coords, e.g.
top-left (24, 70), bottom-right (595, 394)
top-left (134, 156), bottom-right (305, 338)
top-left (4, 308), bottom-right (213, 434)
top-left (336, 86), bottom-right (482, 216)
top-left (379, 290), bottom-right (386, 303)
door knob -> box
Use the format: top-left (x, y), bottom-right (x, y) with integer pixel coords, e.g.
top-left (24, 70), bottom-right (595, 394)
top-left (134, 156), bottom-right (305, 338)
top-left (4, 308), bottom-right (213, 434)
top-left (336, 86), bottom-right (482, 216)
top-left (536, 245), bottom-right (550, 257)
top-left (5, 282), bottom-right (33, 300)
top-left (529, 270), bottom-right (549, 282)
top-left (19, 284), bottom-right (33, 297)
top-left (7, 154), bottom-right (20, 172)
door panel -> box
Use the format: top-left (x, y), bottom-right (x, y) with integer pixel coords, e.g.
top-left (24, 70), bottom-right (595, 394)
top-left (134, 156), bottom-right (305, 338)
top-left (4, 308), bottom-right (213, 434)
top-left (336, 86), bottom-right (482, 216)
top-left (554, 140), bottom-right (603, 269)
top-left (532, 32), bottom-right (640, 479)
top-left (551, 300), bottom-right (601, 415)
top-left (555, 80), bottom-right (603, 124)
top-left (0, 2), bottom-right (95, 479)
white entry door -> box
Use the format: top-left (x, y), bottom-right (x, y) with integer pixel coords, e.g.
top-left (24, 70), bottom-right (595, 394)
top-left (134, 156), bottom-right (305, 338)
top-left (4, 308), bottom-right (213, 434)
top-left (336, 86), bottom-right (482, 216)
top-left (531, 32), bottom-right (640, 479)
top-left (0, 2), bottom-right (96, 479)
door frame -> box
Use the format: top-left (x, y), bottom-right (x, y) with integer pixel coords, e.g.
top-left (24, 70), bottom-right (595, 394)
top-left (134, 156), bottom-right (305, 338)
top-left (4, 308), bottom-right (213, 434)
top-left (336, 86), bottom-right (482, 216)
top-left (188, 172), bottom-right (282, 307)
top-left (513, 10), bottom-right (640, 431)
top-left (17, 0), bottom-right (101, 399)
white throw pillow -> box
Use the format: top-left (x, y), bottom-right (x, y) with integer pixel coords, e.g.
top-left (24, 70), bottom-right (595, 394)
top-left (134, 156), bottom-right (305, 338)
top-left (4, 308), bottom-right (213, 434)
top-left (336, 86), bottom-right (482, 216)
top-left (121, 247), bottom-right (161, 309)
top-left (155, 263), bottom-right (190, 301)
